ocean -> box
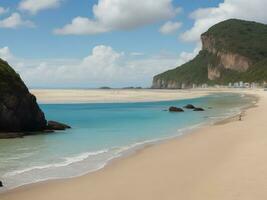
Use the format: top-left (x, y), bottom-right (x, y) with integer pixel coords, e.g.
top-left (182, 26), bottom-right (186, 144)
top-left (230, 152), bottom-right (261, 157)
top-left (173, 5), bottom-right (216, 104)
top-left (0, 93), bottom-right (255, 190)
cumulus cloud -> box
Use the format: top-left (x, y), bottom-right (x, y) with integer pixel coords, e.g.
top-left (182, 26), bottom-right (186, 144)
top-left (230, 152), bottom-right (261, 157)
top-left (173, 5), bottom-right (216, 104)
top-left (181, 0), bottom-right (267, 42)
top-left (0, 13), bottom-right (34, 28)
top-left (159, 21), bottom-right (182, 34)
top-left (0, 45), bottom-right (197, 88)
top-left (19, 0), bottom-right (63, 14)
top-left (0, 7), bottom-right (8, 15)
top-left (179, 42), bottom-right (202, 62)
top-left (55, 0), bottom-right (181, 35)
top-left (54, 17), bottom-right (109, 35)
top-left (0, 47), bottom-right (14, 61)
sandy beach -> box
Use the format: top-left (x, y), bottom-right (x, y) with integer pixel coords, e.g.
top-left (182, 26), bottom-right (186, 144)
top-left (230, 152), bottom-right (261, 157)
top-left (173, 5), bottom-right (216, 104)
top-left (1, 89), bottom-right (267, 200)
top-left (30, 89), bottom-right (211, 104)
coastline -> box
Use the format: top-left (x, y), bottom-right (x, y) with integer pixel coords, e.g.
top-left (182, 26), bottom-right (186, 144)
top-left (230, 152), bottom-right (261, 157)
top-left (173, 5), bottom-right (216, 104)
top-left (0, 89), bottom-right (265, 200)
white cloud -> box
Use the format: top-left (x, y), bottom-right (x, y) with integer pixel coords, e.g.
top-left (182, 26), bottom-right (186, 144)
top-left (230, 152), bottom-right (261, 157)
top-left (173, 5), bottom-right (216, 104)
top-left (181, 0), bottom-right (267, 42)
top-left (55, 0), bottom-right (181, 35)
top-left (0, 7), bottom-right (8, 15)
top-left (159, 21), bottom-right (182, 34)
top-left (54, 17), bottom-right (109, 35)
top-left (0, 45), bottom-right (197, 88)
top-left (0, 47), bottom-right (14, 61)
top-left (19, 0), bottom-right (63, 14)
top-left (179, 42), bottom-right (201, 62)
top-left (130, 52), bottom-right (145, 56)
top-left (0, 13), bottom-right (34, 28)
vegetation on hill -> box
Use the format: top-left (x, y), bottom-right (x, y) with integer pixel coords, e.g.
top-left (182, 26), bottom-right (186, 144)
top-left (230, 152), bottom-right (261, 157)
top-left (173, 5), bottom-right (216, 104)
top-left (203, 19), bottom-right (267, 62)
top-left (153, 19), bottom-right (267, 88)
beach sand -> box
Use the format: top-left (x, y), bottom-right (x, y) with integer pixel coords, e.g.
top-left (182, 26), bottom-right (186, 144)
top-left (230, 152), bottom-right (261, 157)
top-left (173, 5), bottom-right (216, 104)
top-left (1, 89), bottom-right (267, 200)
top-left (30, 89), bottom-right (210, 104)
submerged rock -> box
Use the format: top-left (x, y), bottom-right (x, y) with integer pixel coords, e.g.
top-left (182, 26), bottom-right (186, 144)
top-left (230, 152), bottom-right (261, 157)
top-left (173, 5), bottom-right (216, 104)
top-left (169, 106), bottom-right (184, 112)
top-left (47, 121), bottom-right (71, 130)
top-left (184, 104), bottom-right (195, 109)
top-left (193, 107), bottom-right (205, 111)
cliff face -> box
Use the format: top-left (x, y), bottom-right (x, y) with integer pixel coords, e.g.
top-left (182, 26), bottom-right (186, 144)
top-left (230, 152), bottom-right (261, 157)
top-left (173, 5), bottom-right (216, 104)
top-left (152, 19), bottom-right (267, 88)
top-left (0, 59), bottom-right (47, 133)
top-left (201, 34), bottom-right (251, 79)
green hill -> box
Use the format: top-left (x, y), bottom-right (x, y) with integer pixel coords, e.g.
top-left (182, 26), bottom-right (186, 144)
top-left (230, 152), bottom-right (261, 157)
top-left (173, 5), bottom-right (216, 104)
top-left (152, 19), bottom-right (267, 88)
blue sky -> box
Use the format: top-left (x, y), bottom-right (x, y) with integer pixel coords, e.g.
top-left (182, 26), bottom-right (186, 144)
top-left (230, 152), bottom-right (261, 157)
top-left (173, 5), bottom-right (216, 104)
top-left (0, 0), bottom-right (266, 88)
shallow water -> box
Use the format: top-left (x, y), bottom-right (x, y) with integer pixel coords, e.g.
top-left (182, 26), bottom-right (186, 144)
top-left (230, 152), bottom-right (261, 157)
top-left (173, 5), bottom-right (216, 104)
top-left (0, 93), bottom-right (255, 190)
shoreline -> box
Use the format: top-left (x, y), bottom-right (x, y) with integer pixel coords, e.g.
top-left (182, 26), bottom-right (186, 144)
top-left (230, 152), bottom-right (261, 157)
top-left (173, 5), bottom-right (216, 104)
top-left (0, 91), bottom-right (254, 191)
top-left (0, 106), bottom-right (226, 192)
top-left (0, 90), bottom-right (262, 200)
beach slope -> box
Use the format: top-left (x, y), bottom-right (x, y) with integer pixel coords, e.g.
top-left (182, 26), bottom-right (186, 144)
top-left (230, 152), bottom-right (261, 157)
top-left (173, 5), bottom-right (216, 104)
top-left (1, 90), bottom-right (267, 200)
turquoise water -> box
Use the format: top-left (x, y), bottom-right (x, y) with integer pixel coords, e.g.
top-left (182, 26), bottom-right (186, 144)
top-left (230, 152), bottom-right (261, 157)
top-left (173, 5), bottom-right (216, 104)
top-left (0, 93), bottom-right (255, 190)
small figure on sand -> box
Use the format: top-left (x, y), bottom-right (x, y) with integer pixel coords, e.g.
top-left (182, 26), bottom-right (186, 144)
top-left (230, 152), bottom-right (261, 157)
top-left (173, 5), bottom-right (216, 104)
top-left (239, 114), bottom-right (242, 121)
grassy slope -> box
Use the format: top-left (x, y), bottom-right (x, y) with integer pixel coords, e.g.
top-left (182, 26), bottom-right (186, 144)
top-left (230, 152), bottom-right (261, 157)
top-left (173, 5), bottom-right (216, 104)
top-left (154, 50), bottom-right (215, 85)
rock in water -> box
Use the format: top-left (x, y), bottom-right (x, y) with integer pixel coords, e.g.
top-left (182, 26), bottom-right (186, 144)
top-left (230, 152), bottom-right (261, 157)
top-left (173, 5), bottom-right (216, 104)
top-left (0, 181), bottom-right (3, 187)
top-left (169, 107), bottom-right (184, 112)
top-left (0, 59), bottom-right (47, 133)
top-left (193, 107), bottom-right (205, 111)
top-left (184, 104), bottom-right (195, 109)
top-left (47, 121), bottom-right (71, 130)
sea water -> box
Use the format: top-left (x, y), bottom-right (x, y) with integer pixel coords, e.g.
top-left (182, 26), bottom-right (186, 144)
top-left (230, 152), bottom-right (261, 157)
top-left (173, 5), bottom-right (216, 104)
top-left (0, 93), bottom-right (255, 190)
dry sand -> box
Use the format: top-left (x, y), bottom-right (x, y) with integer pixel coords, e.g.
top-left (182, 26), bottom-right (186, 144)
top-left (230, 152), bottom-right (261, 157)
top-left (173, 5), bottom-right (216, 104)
top-left (1, 89), bottom-right (267, 200)
top-left (30, 89), bottom-right (210, 104)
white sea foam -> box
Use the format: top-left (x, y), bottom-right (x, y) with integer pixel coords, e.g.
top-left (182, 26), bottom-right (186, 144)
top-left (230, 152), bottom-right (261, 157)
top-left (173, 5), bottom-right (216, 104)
top-left (4, 149), bottom-right (109, 177)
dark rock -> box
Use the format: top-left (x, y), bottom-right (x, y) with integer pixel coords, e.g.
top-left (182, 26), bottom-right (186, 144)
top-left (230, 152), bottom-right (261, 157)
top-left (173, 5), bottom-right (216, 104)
top-left (0, 181), bottom-right (3, 187)
top-left (184, 104), bottom-right (195, 109)
top-left (193, 107), bottom-right (205, 111)
top-left (47, 121), bottom-right (71, 130)
top-left (169, 106), bottom-right (184, 112)
top-left (0, 59), bottom-right (47, 134)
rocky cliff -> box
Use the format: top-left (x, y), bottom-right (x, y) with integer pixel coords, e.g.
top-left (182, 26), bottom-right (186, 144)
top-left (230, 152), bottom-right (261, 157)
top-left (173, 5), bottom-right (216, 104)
top-left (152, 19), bottom-right (267, 88)
top-left (0, 59), bottom-right (47, 134)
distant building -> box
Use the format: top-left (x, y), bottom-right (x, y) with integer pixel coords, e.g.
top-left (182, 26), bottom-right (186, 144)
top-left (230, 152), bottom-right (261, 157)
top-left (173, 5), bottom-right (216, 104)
top-left (201, 84), bottom-right (208, 88)
top-left (244, 83), bottom-right (250, 88)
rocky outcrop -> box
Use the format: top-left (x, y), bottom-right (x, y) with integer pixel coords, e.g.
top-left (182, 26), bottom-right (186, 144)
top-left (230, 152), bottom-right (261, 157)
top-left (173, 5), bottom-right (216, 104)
top-left (169, 107), bottom-right (184, 112)
top-left (0, 180), bottom-right (3, 187)
top-left (0, 59), bottom-right (47, 133)
top-left (208, 67), bottom-right (221, 80)
top-left (184, 104), bottom-right (195, 109)
top-left (152, 79), bottom-right (181, 89)
top-left (217, 52), bottom-right (250, 72)
top-left (47, 121), bottom-right (71, 130)
top-left (193, 107), bottom-right (205, 111)
top-left (202, 34), bottom-right (252, 79)
top-left (0, 59), bottom-right (70, 138)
